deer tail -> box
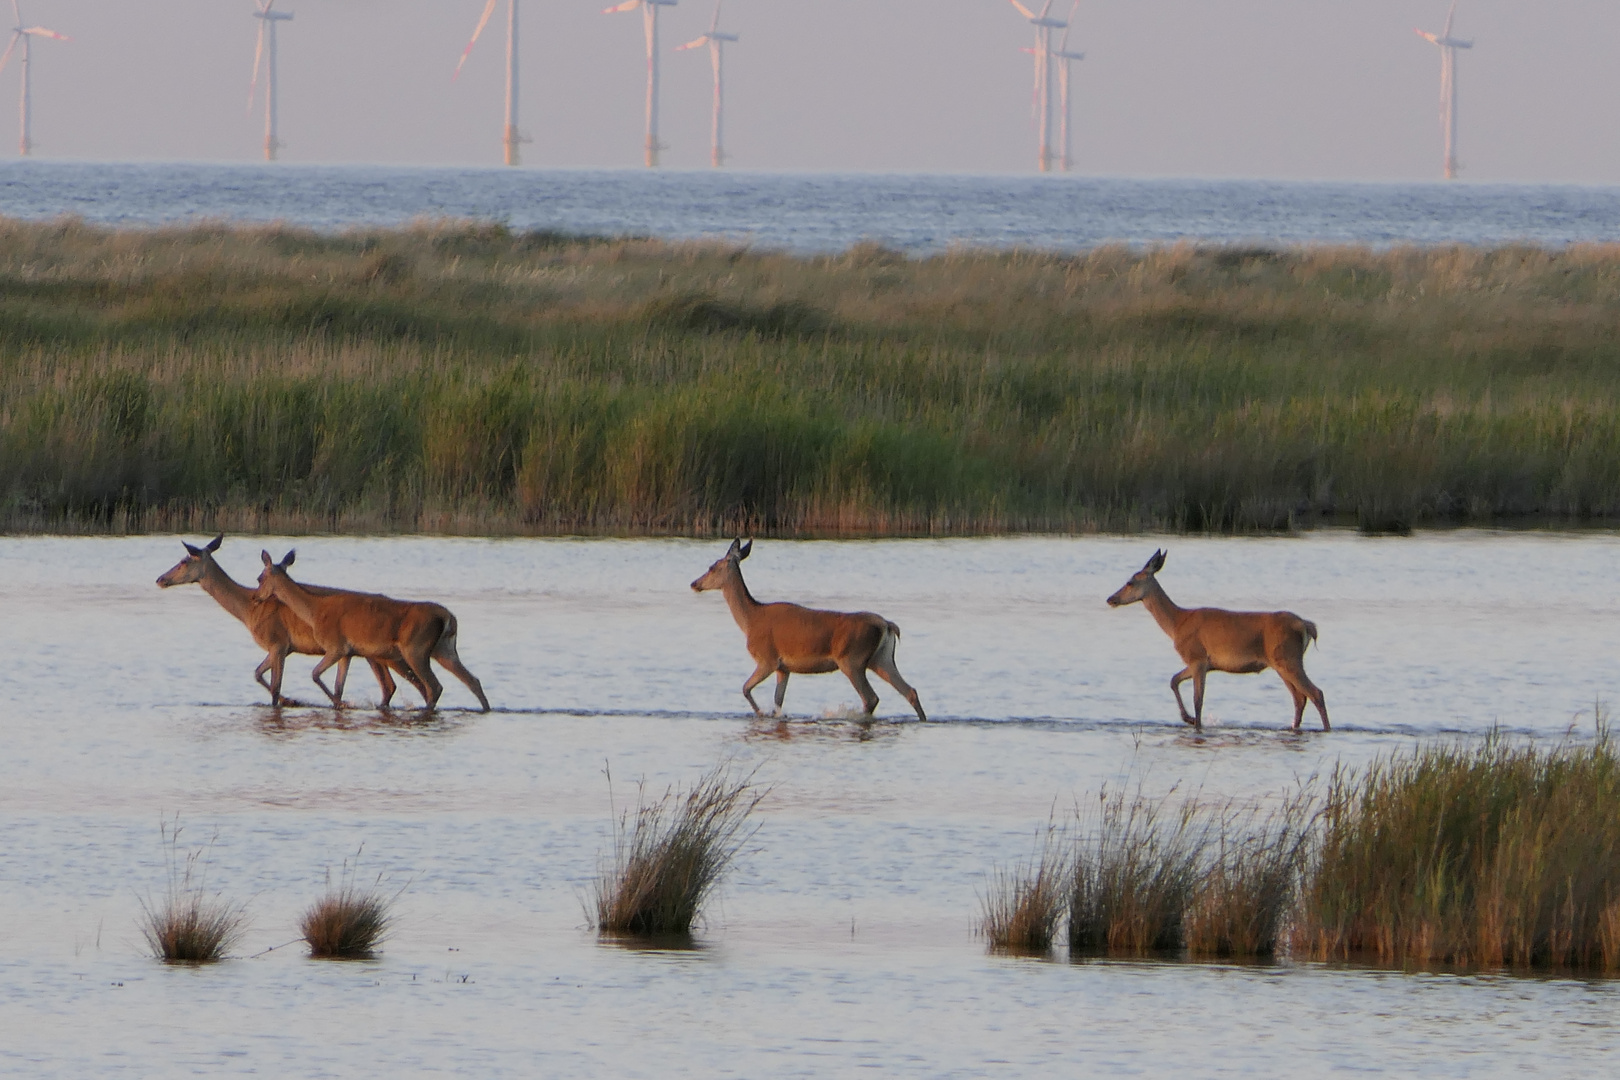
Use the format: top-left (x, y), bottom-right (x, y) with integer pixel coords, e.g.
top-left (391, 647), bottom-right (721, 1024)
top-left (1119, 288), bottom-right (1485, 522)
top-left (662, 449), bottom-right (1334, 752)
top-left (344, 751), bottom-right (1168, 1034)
top-left (886, 620), bottom-right (902, 641)
top-left (432, 607), bottom-right (460, 657)
top-left (1300, 619), bottom-right (1319, 652)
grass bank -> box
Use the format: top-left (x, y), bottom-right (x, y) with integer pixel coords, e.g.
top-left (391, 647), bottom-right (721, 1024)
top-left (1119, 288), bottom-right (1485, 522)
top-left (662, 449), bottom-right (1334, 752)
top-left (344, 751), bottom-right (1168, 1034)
top-left (5, 218), bottom-right (1620, 534)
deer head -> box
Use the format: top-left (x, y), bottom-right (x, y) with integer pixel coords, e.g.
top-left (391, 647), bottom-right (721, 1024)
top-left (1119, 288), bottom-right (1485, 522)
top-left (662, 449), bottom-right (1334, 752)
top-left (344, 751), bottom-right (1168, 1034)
top-left (156, 533), bottom-right (225, 588)
top-left (691, 538), bottom-right (752, 592)
top-left (254, 548), bottom-right (296, 600)
top-left (1107, 549), bottom-right (1166, 607)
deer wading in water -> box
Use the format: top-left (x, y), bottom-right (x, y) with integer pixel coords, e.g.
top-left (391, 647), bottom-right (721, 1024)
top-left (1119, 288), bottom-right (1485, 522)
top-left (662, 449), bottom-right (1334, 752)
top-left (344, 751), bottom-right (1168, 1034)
top-left (156, 534), bottom-right (423, 708)
top-left (255, 549), bottom-right (491, 712)
top-left (1106, 549), bottom-right (1329, 731)
top-left (691, 539), bottom-right (927, 722)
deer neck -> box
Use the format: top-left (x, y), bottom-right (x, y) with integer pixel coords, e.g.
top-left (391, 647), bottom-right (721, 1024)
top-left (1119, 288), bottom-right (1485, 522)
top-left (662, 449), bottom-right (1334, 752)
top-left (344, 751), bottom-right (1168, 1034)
top-left (197, 559), bottom-right (257, 625)
top-left (268, 574), bottom-right (322, 627)
top-left (1140, 577), bottom-right (1187, 640)
top-left (720, 567), bottom-right (762, 634)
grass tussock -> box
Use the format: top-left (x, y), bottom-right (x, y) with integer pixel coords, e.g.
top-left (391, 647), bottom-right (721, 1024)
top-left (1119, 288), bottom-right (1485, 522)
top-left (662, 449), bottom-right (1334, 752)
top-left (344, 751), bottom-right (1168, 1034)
top-left (980, 827), bottom-right (1070, 953)
top-left (300, 852), bottom-right (396, 959)
top-left (1070, 788), bottom-right (1208, 954)
top-left (1295, 729), bottom-right (1620, 971)
top-left (1185, 795), bottom-right (1313, 958)
top-left (138, 820), bottom-right (248, 965)
top-left (7, 220), bottom-right (1620, 534)
top-left (594, 763), bottom-right (766, 939)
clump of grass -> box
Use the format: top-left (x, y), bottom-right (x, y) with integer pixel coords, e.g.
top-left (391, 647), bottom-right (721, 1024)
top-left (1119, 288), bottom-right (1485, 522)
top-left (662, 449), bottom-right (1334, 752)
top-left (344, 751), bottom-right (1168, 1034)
top-left (138, 819), bottom-right (248, 965)
top-left (300, 850), bottom-right (396, 959)
top-left (594, 763), bottom-right (766, 939)
top-left (1295, 727), bottom-right (1620, 971)
top-left (1186, 794), bottom-right (1313, 958)
top-left (980, 826), bottom-right (1070, 953)
top-left (1069, 788), bottom-right (1208, 954)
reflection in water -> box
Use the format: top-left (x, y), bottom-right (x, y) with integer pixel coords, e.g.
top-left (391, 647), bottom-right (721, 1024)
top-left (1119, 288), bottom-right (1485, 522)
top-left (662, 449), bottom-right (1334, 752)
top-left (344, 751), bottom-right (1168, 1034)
top-left (252, 706), bottom-right (467, 740)
top-left (741, 715), bottom-right (905, 746)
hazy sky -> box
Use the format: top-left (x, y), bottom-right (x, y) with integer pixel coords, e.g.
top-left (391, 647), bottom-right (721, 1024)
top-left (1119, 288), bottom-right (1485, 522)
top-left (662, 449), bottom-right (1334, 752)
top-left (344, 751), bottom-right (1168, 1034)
top-left (6, 1), bottom-right (1620, 181)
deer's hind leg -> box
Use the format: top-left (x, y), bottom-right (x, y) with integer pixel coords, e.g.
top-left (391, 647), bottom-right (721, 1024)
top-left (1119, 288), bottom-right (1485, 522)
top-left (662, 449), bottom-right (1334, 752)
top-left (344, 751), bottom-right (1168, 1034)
top-left (773, 669), bottom-right (790, 714)
top-left (838, 661), bottom-right (882, 716)
top-left (869, 637), bottom-right (926, 722)
top-left (1275, 662), bottom-right (1329, 732)
top-left (432, 634), bottom-right (491, 712)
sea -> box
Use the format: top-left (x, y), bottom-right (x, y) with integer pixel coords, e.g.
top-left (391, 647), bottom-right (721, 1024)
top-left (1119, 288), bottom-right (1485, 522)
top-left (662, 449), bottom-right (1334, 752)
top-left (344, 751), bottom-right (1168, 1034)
top-left (1, 160), bottom-right (1619, 252)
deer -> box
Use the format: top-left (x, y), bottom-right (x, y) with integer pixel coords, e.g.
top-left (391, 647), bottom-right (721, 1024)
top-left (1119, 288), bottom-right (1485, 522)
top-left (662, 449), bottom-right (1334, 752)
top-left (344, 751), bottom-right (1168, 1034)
top-left (254, 549), bottom-right (491, 713)
top-left (690, 538), bottom-right (927, 722)
top-left (156, 534), bottom-right (422, 708)
top-left (1106, 549), bottom-right (1329, 732)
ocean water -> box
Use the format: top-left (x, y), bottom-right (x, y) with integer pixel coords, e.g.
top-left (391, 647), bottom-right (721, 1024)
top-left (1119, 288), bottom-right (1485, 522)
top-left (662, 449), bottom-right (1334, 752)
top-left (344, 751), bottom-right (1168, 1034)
top-left (3, 532), bottom-right (1620, 1077)
top-left (1, 161), bottom-right (1619, 252)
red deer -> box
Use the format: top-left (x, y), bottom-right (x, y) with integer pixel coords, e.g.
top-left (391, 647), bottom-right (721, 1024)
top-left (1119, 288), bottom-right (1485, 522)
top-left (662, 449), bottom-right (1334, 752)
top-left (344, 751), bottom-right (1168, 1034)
top-left (1106, 549), bottom-right (1329, 731)
top-left (690, 539), bottom-right (927, 722)
top-left (156, 534), bottom-right (420, 708)
top-left (254, 549), bottom-right (491, 712)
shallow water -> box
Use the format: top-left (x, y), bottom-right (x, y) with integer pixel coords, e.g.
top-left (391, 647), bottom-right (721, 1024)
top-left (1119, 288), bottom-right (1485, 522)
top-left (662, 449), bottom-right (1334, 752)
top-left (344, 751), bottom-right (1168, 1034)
top-left (3, 532), bottom-right (1619, 1076)
top-left (3, 162), bottom-right (1620, 252)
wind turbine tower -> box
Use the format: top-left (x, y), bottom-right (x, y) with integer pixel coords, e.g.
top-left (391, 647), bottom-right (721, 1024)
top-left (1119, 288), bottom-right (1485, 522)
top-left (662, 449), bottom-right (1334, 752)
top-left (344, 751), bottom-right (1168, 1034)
top-left (677, 1), bottom-right (738, 168)
top-left (1004, 0), bottom-right (1067, 172)
top-left (1415, 0), bottom-right (1472, 180)
top-left (455, 0), bottom-right (527, 166)
top-left (1051, 0), bottom-right (1083, 173)
top-left (249, 0), bottom-right (294, 162)
top-left (0, 1), bottom-right (69, 157)
top-left (604, 0), bottom-right (679, 168)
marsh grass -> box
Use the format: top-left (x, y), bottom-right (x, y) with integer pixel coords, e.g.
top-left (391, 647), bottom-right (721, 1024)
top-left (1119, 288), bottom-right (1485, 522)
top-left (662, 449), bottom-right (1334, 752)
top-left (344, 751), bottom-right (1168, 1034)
top-left (1070, 788), bottom-right (1209, 954)
top-left (980, 826), bottom-right (1070, 953)
top-left (300, 851), bottom-right (397, 959)
top-left (6, 220), bottom-right (1620, 533)
top-left (1185, 794), bottom-right (1313, 958)
top-left (594, 763), bottom-right (766, 939)
top-left (138, 819), bottom-right (248, 965)
top-left (1294, 728), bottom-right (1620, 972)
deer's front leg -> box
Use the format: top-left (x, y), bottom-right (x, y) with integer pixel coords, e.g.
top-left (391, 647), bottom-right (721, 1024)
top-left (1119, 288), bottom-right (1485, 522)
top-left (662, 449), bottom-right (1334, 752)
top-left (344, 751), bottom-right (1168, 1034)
top-left (1169, 667), bottom-right (1199, 726)
top-left (742, 660), bottom-right (775, 716)
top-left (310, 653), bottom-right (345, 708)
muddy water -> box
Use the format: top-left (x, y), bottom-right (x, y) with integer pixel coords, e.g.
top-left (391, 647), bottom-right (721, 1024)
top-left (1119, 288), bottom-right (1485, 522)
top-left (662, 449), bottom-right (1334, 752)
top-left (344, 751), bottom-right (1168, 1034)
top-left (2, 533), bottom-right (1619, 1077)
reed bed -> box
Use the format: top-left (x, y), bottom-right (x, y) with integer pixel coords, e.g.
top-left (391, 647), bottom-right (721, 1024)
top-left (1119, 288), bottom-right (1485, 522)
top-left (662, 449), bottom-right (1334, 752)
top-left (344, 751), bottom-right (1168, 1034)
top-left (1295, 731), bottom-right (1620, 971)
top-left (138, 821), bottom-right (248, 965)
top-left (594, 764), bottom-right (765, 939)
top-left (979, 828), bottom-right (1069, 953)
top-left (5, 219), bottom-right (1620, 533)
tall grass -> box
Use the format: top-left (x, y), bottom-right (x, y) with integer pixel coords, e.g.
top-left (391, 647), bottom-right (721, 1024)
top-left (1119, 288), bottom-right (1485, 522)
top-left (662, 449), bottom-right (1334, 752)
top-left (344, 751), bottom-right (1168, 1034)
top-left (138, 820), bottom-right (248, 965)
top-left (979, 827), bottom-right (1069, 953)
top-left (1070, 789), bottom-right (1209, 953)
top-left (300, 852), bottom-right (396, 959)
top-left (1295, 730), bottom-right (1620, 971)
top-left (5, 220), bottom-right (1620, 533)
top-left (594, 763), bottom-right (766, 939)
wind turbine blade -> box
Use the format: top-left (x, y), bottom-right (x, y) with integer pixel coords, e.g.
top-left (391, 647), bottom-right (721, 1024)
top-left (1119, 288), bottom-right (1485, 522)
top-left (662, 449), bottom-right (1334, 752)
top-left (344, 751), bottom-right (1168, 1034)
top-left (1443, 0), bottom-right (1457, 39)
top-left (1005, 0), bottom-right (1037, 21)
top-left (22, 27), bottom-right (68, 40)
top-left (1059, 0), bottom-right (1078, 50)
top-left (247, 21), bottom-right (265, 114)
top-left (710, 0), bottom-right (720, 34)
top-left (0, 31), bottom-right (19, 77)
top-left (453, 0), bottom-right (498, 80)
top-left (603, 0), bottom-right (641, 12)
top-left (9, 0), bottom-right (18, 27)
top-left (676, 35), bottom-right (707, 50)
top-left (1037, 0), bottom-right (1055, 18)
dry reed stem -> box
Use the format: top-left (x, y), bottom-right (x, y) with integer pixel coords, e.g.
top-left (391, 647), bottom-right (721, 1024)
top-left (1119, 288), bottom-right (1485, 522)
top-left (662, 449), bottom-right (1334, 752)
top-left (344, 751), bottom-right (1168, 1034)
top-left (980, 828), bottom-right (1070, 953)
top-left (594, 762), bottom-right (766, 939)
top-left (138, 819), bottom-right (248, 965)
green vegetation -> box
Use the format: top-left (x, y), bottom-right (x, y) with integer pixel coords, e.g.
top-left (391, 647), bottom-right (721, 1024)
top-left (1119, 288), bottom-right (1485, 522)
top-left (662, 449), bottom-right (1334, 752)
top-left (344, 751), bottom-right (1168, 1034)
top-left (594, 764), bottom-right (764, 939)
top-left (5, 218), bottom-right (1620, 534)
top-left (979, 828), bottom-right (1069, 953)
top-left (1295, 732), bottom-right (1620, 971)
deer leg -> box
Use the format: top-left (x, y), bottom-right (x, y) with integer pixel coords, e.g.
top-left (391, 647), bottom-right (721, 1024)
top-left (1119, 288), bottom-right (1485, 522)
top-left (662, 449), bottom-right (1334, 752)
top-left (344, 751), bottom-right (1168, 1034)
top-left (742, 660), bottom-right (775, 716)
top-left (403, 646), bottom-right (442, 710)
top-left (1191, 666), bottom-right (1208, 730)
top-left (309, 653), bottom-right (344, 708)
top-left (840, 663), bottom-right (882, 716)
top-left (370, 660), bottom-right (397, 709)
top-left (432, 638), bottom-right (491, 712)
top-left (256, 646), bottom-right (289, 706)
top-left (1281, 676), bottom-right (1308, 730)
top-left (1276, 660), bottom-right (1330, 732)
top-left (332, 656), bottom-right (353, 709)
top-left (773, 669), bottom-right (790, 715)
top-left (1169, 667), bottom-right (1198, 726)
top-left (870, 657), bottom-right (927, 722)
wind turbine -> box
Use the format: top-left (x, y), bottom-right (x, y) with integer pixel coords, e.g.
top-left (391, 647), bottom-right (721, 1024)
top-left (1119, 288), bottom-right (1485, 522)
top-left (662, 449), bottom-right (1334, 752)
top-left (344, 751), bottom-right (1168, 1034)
top-left (676, 1), bottom-right (737, 168)
top-left (455, 0), bottom-right (527, 166)
top-left (1051, 0), bottom-right (1083, 173)
top-left (0, 1), bottom-right (69, 157)
top-left (1415, 0), bottom-right (1472, 180)
top-left (604, 0), bottom-right (678, 168)
top-left (248, 0), bottom-right (294, 162)
top-left (1004, 0), bottom-right (1066, 172)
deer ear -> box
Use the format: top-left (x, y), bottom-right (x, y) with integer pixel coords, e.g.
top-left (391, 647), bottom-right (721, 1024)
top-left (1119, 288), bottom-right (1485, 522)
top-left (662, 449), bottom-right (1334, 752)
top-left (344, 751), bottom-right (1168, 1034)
top-left (205, 534), bottom-right (223, 553)
top-left (1150, 549), bottom-right (1167, 572)
top-left (280, 550), bottom-right (296, 569)
top-left (262, 550), bottom-right (273, 566)
top-left (183, 542), bottom-right (202, 557)
top-left (738, 540), bottom-right (752, 560)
